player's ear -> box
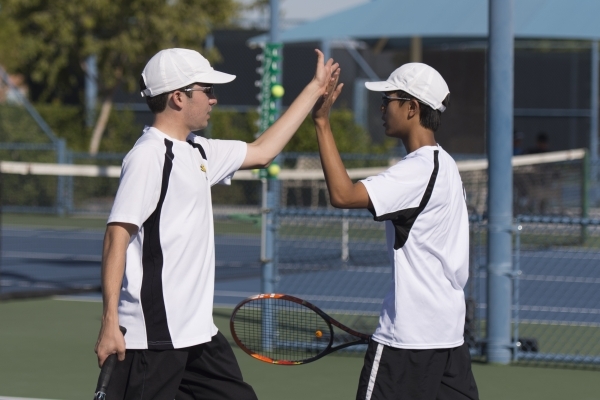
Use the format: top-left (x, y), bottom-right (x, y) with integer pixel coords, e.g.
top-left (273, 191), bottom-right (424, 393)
top-left (408, 99), bottom-right (420, 118)
top-left (169, 91), bottom-right (185, 110)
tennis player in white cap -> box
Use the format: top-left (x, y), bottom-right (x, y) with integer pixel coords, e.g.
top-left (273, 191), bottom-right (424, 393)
top-left (95, 48), bottom-right (339, 399)
top-left (312, 63), bottom-right (479, 400)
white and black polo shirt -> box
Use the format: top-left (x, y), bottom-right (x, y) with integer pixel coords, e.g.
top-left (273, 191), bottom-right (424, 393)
top-left (361, 145), bottom-right (469, 349)
top-left (108, 127), bottom-right (246, 350)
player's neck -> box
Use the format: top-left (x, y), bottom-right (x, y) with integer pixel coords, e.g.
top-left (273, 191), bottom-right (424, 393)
top-left (152, 114), bottom-right (191, 142)
top-left (401, 128), bottom-right (437, 154)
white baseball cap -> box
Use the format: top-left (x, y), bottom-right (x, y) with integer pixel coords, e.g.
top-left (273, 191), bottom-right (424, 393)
top-left (365, 63), bottom-right (449, 112)
top-left (140, 48), bottom-right (236, 97)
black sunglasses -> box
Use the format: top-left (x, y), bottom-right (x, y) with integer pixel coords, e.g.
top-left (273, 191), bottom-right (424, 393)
top-left (381, 94), bottom-right (413, 107)
top-left (183, 86), bottom-right (215, 95)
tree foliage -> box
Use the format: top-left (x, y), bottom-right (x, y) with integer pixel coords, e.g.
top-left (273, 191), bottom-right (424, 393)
top-left (0, 0), bottom-right (239, 153)
top-left (0, 0), bottom-right (239, 101)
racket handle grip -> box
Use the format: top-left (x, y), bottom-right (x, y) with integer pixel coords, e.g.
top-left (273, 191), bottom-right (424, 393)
top-left (94, 326), bottom-right (126, 400)
top-left (94, 354), bottom-right (117, 399)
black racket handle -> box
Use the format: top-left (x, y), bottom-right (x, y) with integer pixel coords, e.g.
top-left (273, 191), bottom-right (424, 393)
top-left (94, 326), bottom-right (126, 400)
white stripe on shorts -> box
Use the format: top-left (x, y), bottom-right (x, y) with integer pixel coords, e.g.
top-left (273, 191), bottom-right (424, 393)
top-left (365, 343), bottom-right (384, 400)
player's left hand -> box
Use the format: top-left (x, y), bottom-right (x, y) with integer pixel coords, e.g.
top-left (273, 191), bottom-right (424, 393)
top-left (312, 49), bottom-right (340, 95)
top-left (312, 68), bottom-right (344, 122)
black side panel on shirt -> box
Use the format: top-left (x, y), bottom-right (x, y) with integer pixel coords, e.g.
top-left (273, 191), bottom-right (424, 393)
top-left (186, 139), bottom-right (208, 160)
top-left (141, 139), bottom-right (175, 350)
top-left (371, 150), bottom-right (439, 250)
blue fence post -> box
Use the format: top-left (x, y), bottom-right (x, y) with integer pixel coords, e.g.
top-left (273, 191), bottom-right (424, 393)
top-left (590, 41), bottom-right (599, 193)
top-left (512, 222), bottom-right (521, 361)
top-left (56, 139), bottom-right (67, 216)
top-left (65, 149), bottom-right (74, 214)
top-left (582, 149), bottom-right (590, 242)
top-left (486, 0), bottom-right (514, 365)
top-left (85, 55), bottom-right (98, 129)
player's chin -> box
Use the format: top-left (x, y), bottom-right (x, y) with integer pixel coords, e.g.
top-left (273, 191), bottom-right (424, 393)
top-left (191, 123), bottom-right (208, 132)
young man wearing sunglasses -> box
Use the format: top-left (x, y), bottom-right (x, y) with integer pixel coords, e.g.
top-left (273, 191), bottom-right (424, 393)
top-left (312, 63), bottom-right (479, 400)
top-left (95, 48), bottom-right (338, 399)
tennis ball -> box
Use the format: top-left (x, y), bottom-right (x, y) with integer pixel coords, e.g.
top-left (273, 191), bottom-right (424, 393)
top-left (251, 169), bottom-right (260, 175)
top-left (271, 84), bottom-right (285, 98)
top-left (267, 164), bottom-right (281, 177)
top-left (315, 330), bottom-right (323, 338)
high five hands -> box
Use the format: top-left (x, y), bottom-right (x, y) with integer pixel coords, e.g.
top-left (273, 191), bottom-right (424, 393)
top-left (312, 49), bottom-right (341, 98)
top-left (312, 56), bottom-right (344, 122)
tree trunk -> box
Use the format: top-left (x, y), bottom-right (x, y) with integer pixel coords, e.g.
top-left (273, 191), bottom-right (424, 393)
top-left (89, 96), bottom-right (113, 155)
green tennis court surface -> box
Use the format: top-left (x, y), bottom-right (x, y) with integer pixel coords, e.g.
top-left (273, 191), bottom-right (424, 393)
top-left (0, 298), bottom-right (598, 400)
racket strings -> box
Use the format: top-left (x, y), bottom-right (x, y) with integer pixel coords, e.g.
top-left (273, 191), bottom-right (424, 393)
top-left (233, 298), bottom-right (330, 362)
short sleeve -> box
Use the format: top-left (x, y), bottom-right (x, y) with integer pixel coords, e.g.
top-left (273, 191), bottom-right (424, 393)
top-left (361, 156), bottom-right (434, 221)
top-left (107, 144), bottom-right (163, 228)
top-left (193, 137), bottom-right (247, 186)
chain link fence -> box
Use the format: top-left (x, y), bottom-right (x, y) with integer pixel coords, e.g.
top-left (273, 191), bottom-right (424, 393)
top-left (513, 215), bottom-right (600, 365)
top-left (2, 146), bottom-right (600, 367)
top-left (269, 209), bottom-right (487, 357)
top-left (270, 210), bottom-right (600, 367)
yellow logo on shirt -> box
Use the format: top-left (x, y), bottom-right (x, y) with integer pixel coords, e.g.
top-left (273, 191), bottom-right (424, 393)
top-left (200, 164), bottom-right (207, 173)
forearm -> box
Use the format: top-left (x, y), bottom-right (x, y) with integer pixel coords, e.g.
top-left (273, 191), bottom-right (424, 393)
top-left (100, 225), bottom-right (130, 325)
top-left (95, 223), bottom-right (135, 365)
top-left (314, 119), bottom-right (366, 208)
top-left (242, 81), bottom-right (323, 168)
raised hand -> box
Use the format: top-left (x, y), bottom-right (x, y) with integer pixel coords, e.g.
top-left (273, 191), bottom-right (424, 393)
top-left (312, 67), bottom-right (344, 122)
top-left (312, 49), bottom-right (340, 95)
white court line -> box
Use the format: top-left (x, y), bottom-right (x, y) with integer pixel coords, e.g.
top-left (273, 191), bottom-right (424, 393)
top-left (56, 297), bottom-right (239, 310)
top-left (56, 291), bottom-right (384, 305)
top-left (521, 274), bottom-right (600, 284)
top-left (214, 290), bottom-right (257, 297)
top-left (476, 303), bottom-right (600, 315)
top-left (1, 251), bottom-right (101, 262)
top-left (54, 295), bottom-right (101, 303)
top-left (214, 290), bottom-right (383, 304)
top-left (0, 397), bottom-right (57, 400)
top-left (519, 319), bottom-right (600, 328)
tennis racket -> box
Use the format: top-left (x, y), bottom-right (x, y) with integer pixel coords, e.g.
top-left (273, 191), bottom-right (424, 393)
top-left (94, 326), bottom-right (126, 400)
top-left (230, 294), bottom-right (371, 365)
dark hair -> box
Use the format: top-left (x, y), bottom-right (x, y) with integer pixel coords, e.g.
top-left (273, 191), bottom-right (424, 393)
top-left (396, 90), bottom-right (450, 132)
top-left (139, 76), bottom-right (193, 114)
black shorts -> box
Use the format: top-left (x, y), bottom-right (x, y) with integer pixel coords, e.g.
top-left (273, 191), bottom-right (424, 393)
top-left (106, 331), bottom-right (257, 400)
top-left (356, 340), bottom-right (479, 400)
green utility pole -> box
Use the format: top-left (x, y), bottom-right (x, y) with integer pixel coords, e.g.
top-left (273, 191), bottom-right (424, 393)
top-left (259, 1), bottom-right (283, 302)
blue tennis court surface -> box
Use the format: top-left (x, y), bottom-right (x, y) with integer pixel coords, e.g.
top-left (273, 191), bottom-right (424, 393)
top-left (2, 226), bottom-right (600, 329)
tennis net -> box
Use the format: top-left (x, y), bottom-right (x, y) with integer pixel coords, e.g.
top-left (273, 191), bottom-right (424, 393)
top-left (256, 149), bottom-right (588, 216)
